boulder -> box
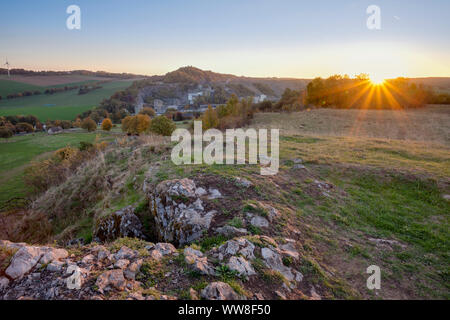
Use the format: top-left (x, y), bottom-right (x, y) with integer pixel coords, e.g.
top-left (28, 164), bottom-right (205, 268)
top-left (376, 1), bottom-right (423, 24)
top-left (184, 247), bottom-right (215, 275)
top-left (250, 216), bottom-right (269, 228)
top-left (95, 269), bottom-right (126, 293)
top-left (5, 246), bottom-right (43, 279)
top-left (201, 282), bottom-right (241, 300)
top-left (0, 277), bottom-right (10, 291)
top-left (261, 247), bottom-right (302, 283)
top-left (227, 256), bottom-right (256, 277)
top-left (218, 238), bottom-right (255, 260)
top-left (149, 179), bottom-right (216, 245)
top-left (215, 226), bottom-right (248, 237)
top-left (114, 246), bottom-right (137, 261)
top-left (93, 206), bottom-right (144, 242)
top-left (124, 259), bottom-right (143, 280)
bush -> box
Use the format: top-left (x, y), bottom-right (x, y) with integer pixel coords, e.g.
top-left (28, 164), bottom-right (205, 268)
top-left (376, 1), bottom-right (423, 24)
top-left (149, 115), bottom-right (176, 136)
top-left (0, 127), bottom-right (13, 138)
top-left (15, 122), bottom-right (34, 133)
top-left (139, 107), bottom-right (156, 118)
top-left (81, 118), bottom-right (97, 132)
top-left (122, 114), bottom-right (151, 135)
top-left (101, 118), bottom-right (113, 131)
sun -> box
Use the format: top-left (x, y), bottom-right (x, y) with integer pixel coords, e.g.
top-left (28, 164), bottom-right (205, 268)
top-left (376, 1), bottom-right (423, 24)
top-left (369, 75), bottom-right (385, 85)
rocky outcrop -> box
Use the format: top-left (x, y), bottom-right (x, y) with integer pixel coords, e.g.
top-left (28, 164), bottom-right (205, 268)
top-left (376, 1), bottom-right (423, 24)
top-left (93, 206), bottom-right (144, 242)
top-left (147, 178), bottom-right (217, 246)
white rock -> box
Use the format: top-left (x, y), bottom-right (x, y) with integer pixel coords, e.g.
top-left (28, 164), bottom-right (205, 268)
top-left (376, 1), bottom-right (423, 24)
top-left (208, 188), bottom-right (222, 200)
top-left (0, 277), bottom-right (10, 290)
top-left (201, 282), bottom-right (241, 300)
top-left (6, 246), bottom-right (42, 279)
top-left (250, 216), bottom-right (269, 228)
top-left (227, 256), bottom-right (256, 276)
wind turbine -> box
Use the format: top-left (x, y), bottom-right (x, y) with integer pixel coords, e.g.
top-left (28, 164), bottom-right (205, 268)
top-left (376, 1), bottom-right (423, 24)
top-left (4, 58), bottom-right (10, 77)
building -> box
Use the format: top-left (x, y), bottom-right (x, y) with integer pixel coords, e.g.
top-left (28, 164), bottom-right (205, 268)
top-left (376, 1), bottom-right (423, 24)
top-left (188, 92), bottom-right (204, 104)
top-left (253, 94), bottom-right (267, 103)
top-left (153, 99), bottom-right (165, 114)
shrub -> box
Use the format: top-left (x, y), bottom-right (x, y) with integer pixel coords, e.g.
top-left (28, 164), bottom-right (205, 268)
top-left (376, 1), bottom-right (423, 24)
top-left (0, 127), bottom-right (13, 138)
top-left (122, 114), bottom-right (151, 135)
top-left (81, 118), bottom-right (97, 132)
top-left (101, 118), bottom-right (113, 131)
top-left (15, 122), bottom-right (34, 133)
top-left (139, 107), bottom-right (156, 118)
top-left (202, 106), bottom-right (219, 130)
top-left (149, 115), bottom-right (176, 136)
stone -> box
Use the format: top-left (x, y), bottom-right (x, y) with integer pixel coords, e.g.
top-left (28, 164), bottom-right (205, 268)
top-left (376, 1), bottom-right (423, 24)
top-left (218, 238), bottom-right (255, 260)
top-left (47, 261), bottom-right (64, 272)
top-left (114, 259), bottom-right (130, 269)
top-left (292, 158), bottom-right (303, 164)
top-left (208, 188), bottom-right (222, 200)
top-left (280, 240), bottom-right (299, 260)
top-left (154, 243), bottom-right (177, 256)
top-left (93, 206), bottom-right (144, 242)
top-left (227, 256), bottom-right (256, 276)
top-left (39, 247), bottom-right (68, 265)
top-left (184, 247), bottom-right (215, 275)
top-left (124, 259), bottom-right (143, 280)
top-left (189, 288), bottom-right (199, 300)
top-left (195, 187), bottom-right (208, 197)
top-left (0, 277), bottom-right (10, 290)
top-left (250, 216), bottom-right (269, 228)
top-left (201, 282), bottom-right (240, 300)
top-left (81, 254), bottom-right (95, 265)
top-left (114, 246), bottom-right (137, 260)
top-left (234, 177), bottom-right (252, 188)
top-left (292, 164), bottom-right (306, 170)
top-left (261, 247), bottom-right (302, 282)
top-left (5, 246), bottom-right (43, 279)
top-left (96, 269), bottom-right (126, 293)
top-left (150, 178), bottom-right (217, 245)
top-left (275, 290), bottom-right (287, 300)
top-left (215, 226), bottom-right (248, 237)
top-left (443, 194), bottom-right (450, 201)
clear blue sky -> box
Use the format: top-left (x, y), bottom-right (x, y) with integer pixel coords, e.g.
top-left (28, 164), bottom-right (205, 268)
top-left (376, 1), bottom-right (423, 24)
top-left (1, 0), bottom-right (449, 78)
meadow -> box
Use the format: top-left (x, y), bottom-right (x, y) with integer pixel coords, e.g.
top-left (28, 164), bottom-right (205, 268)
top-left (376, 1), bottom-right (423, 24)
top-left (0, 130), bottom-right (118, 209)
top-left (0, 79), bottom-right (136, 121)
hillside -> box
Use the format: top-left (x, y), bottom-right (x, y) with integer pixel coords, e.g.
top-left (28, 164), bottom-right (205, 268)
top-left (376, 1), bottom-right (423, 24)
top-left (0, 106), bottom-right (448, 300)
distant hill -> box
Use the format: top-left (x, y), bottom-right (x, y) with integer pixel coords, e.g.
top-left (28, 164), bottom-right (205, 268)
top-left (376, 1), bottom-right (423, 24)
top-left (160, 66), bottom-right (310, 97)
top-left (0, 68), bottom-right (145, 79)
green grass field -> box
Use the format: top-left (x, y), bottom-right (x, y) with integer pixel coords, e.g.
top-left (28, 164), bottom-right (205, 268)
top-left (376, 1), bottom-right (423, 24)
top-left (0, 80), bottom-right (135, 121)
top-left (0, 130), bottom-right (117, 208)
top-left (0, 79), bottom-right (42, 97)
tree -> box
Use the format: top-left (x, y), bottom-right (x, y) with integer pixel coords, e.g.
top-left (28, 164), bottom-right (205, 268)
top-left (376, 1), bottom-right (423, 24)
top-left (202, 105), bottom-right (219, 130)
top-left (101, 118), bottom-right (113, 131)
top-left (121, 114), bottom-right (151, 135)
top-left (81, 118), bottom-right (97, 132)
top-left (149, 115), bottom-right (176, 136)
top-left (139, 107), bottom-right (156, 118)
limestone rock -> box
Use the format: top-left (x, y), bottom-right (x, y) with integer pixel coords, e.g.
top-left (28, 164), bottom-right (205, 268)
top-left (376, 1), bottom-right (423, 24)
top-left (114, 246), bottom-right (137, 261)
top-left (93, 206), bottom-right (144, 242)
top-left (218, 238), bottom-right (255, 260)
top-left (5, 246), bottom-right (43, 279)
top-left (149, 178), bottom-right (217, 245)
top-left (96, 269), bottom-right (126, 293)
top-left (215, 226), bottom-right (248, 237)
top-left (250, 216), bottom-right (269, 228)
top-left (124, 259), bottom-right (143, 280)
top-left (201, 282), bottom-right (241, 300)
top-left (184, 247), bottom-right (215, 275)
top-left (227, 256), bottom-right (256, 277)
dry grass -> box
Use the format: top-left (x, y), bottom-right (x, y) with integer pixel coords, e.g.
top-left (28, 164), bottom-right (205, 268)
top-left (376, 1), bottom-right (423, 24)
top-left (253, 105), bottom-right (450, 146)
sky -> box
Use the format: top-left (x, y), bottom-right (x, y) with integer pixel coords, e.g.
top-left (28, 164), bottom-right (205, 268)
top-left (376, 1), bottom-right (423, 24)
top-left (0, 0), bottom-right (449, 79)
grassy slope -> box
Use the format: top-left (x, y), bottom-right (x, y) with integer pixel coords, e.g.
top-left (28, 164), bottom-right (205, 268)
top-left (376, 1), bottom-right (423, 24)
top-left (0, 80), bottom-right (135, 121)
top-left (0, 131), bottom-right (117, 208)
